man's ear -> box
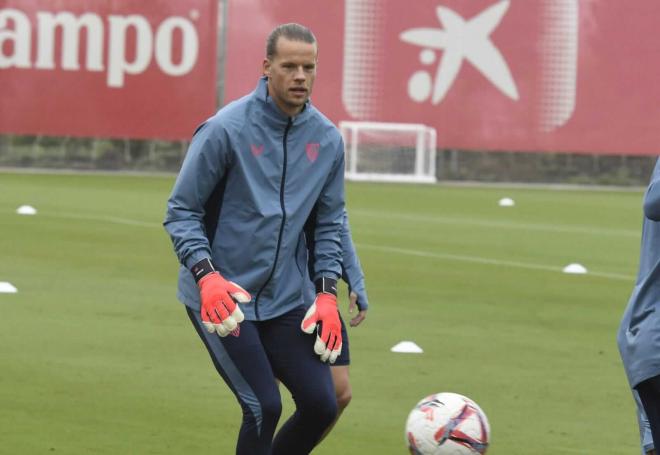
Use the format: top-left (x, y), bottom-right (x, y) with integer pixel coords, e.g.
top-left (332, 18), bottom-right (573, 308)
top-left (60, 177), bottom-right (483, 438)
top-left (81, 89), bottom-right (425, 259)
top-left (262, 58), bottom-right (271, 78)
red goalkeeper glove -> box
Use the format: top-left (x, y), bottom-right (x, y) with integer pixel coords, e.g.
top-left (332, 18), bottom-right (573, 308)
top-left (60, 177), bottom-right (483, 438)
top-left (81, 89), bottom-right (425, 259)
top-left (192, 258), bottom-right (251, 337)
top-left (301, 277), bottom-right (342, 363)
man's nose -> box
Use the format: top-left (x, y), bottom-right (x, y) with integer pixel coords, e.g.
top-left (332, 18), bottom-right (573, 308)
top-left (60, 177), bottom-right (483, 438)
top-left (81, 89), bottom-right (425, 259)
top-left (293, 67), bottom-right (306, 81)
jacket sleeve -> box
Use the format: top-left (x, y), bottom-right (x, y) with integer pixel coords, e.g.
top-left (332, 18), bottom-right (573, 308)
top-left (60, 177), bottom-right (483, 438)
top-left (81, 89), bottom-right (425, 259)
top-left (312, 137), bottom-right (346, 282)
top-left (643, 158), bottom-right (660, 221)
top-left (163, 122), bottom-right (229, 269)
top-left (340, 210), bottom-right (369, 311)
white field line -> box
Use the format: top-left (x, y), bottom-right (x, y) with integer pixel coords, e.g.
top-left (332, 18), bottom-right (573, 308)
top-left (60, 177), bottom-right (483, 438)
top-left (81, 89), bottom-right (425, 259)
top-left (36, 212), bottom-right (161, 228)
top-left (357, 243), bottom-right (636, 282)
top-left (436, 179), bottom-right (645, 193)
top-left (0, 166), bottom-right (175, 178)
top-left (13, 209), bottom-right (639, 238)
top-left (0, 167), bottom-right (646, 193)
top-left (554, 446), bottom-right (591, 454)
top-left (353, 209), bottom-right (640, 238)
top-left (26, 210), bottom-right (636, 281)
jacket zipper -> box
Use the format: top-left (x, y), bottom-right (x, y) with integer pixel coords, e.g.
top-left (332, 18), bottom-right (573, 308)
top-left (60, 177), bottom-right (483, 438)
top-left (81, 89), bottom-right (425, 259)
top-left (253, 117), bottom-right (292, 319)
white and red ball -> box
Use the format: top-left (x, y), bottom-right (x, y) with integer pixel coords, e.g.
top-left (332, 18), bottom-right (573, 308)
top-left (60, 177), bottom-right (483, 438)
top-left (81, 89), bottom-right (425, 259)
top-left (405, 392), bottom-right (490, 455)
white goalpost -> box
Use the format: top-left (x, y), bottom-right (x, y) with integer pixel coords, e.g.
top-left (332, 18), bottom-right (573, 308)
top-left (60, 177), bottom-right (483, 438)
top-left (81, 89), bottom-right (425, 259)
top-left (339, 121), bottom-right (437, 184)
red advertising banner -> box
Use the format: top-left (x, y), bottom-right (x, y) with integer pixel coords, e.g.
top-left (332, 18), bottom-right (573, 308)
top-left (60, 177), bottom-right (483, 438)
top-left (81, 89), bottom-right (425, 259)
top-left (0, 0), bottom-right (217, 140)
top-left (224, 0), bottom-right (660, 155)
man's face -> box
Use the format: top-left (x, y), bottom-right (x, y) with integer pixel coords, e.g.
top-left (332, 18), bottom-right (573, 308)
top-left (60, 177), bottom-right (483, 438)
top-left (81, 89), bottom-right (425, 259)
top-left (263, 37), bottom-right (318, 116)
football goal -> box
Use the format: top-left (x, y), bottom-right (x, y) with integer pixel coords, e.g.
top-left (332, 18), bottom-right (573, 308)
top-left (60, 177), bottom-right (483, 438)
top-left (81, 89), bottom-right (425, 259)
top-left (339, 121), bottom-right (437, 184)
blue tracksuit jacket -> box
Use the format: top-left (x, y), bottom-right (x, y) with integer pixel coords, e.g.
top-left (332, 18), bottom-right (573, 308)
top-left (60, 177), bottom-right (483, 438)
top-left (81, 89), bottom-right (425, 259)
top-left (164, 77), bottom-right (345, 320)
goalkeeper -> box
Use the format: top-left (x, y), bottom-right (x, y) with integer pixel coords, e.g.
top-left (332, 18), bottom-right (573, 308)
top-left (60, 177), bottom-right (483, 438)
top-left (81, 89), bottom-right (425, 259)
top-left (164, 23), bottom-right (345, 454)
top-left (618, 157), bottom-right (660, 455)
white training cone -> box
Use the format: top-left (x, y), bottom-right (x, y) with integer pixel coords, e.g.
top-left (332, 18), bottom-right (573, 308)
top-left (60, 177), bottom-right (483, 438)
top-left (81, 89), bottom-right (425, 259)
top-left (16, 205), bottom-right (37, 215)
top-left (391, 341), bottom-right (423, 354)
top-left (0, 282), bottom-right (18, 293)
top-left (563, 263), bottom-right (587, 274)
top-left (498, 197), bottom-right (515, 207)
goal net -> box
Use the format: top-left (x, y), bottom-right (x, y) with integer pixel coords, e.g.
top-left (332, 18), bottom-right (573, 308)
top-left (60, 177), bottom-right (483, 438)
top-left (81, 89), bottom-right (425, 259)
top-left (339, 121), bottom-right (437, 183)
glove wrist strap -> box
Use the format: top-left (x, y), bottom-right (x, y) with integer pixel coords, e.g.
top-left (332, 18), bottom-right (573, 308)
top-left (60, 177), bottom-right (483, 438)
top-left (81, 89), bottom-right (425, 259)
top-left (315, 277), bottom-right (337, 296)
top-left (191, 258), bottom-right (216, 283)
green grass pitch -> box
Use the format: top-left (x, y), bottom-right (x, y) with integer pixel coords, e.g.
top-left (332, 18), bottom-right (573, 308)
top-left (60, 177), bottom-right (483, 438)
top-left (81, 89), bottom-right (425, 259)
top-left (0, 170), bottom-right (646, 454)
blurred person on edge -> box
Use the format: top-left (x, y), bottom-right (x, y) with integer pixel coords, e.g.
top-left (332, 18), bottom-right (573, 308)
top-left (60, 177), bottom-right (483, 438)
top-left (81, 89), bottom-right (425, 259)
top-left (618, 157), bottom-right (660, 455)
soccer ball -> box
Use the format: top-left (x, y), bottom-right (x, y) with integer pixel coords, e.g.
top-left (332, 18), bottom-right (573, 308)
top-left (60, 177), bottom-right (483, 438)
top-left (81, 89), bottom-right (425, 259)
top-left (405, 392), bottom-right (490, 455)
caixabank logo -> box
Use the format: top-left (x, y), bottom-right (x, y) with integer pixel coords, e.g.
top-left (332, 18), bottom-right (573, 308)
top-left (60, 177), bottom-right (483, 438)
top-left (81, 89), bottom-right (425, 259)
top-left (0, 0), bottom-right (217, 140)
top-left (342, 0), bottom-right (578, 134)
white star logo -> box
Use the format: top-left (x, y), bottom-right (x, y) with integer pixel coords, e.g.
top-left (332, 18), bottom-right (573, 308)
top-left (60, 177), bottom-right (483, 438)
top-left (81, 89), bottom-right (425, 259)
top-left (400, 0), bottom-right (519, 104)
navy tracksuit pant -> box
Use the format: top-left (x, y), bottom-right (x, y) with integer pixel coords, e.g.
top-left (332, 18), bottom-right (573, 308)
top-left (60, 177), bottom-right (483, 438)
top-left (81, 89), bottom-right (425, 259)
top-left (186, 305), bottom-right (338, 454)
top-left (637, 374), bottom-right (660, 454)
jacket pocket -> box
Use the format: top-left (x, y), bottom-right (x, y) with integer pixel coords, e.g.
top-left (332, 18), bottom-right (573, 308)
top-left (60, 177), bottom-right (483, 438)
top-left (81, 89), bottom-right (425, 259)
top-left (294, 234), bottom-right (308, 277)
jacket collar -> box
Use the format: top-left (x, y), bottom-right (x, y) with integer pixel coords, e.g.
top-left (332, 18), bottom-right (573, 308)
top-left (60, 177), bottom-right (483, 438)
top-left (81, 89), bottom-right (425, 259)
top-left (255, 76), bottom-right (311, 127)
